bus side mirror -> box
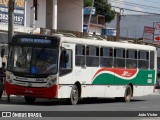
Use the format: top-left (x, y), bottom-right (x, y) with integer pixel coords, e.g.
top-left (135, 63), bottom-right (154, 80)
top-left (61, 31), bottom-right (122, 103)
top-left (1, 48), bottom-right (5, 58)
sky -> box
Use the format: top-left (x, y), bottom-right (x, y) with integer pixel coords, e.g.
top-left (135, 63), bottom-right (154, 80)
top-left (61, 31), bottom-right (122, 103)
top-left (109, 0), bottom-right (160, 15)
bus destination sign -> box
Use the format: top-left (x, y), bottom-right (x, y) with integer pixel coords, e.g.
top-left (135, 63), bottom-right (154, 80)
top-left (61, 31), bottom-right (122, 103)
top-left (20, 38), bottom-right (51, 44)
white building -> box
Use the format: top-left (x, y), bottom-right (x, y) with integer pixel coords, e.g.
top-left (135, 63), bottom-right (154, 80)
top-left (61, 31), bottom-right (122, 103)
top-left (0, 0), bottom-right (83, 64)
top-left (25, 0), bottom-right (83, 32)
top-left (0, 0), bottom-right (84, 37)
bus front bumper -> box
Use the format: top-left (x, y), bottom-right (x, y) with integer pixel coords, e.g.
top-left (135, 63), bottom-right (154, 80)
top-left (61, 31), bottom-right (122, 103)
top-left (5, 81), bottom-right (58, 99)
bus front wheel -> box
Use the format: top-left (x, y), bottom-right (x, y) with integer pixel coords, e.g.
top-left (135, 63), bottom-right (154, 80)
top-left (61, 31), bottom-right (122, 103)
top-left (68, 85), bottom-right (79, 105)
top-left (24, 96), bottom-right (36, 104)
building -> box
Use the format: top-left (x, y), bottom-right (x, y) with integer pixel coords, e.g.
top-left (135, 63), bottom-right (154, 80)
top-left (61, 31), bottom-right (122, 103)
top-left (83, 7), bottom-right (105, 35)
top-left (0, 0), bottom-right (84, 43)
top-left (0, 0), bottom-right (84, 65)
top-left (107, 14), bottom-right (160, 39)
top-left (26, 0), bottom-right (83, 32)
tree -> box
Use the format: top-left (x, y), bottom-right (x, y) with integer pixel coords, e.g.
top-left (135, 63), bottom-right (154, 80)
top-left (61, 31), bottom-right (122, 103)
top-left (84, 0), bottom-right (92, 7)
top-left (84, 0), bottom-right (116, 22)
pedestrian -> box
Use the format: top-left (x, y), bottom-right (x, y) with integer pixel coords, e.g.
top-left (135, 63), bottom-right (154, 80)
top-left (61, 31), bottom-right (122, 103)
top-left (0, 62), bottom-right (6, 99)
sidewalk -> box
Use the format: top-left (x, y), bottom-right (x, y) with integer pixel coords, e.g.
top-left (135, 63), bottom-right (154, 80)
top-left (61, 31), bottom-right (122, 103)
top-left (152, 89), bottom-right (160, 95)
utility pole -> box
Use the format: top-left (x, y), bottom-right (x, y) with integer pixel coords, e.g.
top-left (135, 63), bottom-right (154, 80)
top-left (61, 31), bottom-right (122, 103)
top-left (8, 0), bottom-right (15, 43)
top-left (116, 9), bottom-right (123, 41)
top-left (32, 0), bottom-right (38, 31)
top-left (87, 0), bottom-right (94, 34)
top-left (8, 0), bottom-right (15, 102)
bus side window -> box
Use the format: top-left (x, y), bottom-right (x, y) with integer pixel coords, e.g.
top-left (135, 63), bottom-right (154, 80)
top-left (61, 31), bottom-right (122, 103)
top-left (60, 50), bottom-right (72, 69)
top-left (86, 46), bottom-right (99, 67)
top-left (126, 50), bottom-right (137, 69)
top-left (138, 51), bottom-right (149, 69)
top-left (100, 47), bottom-right (113, 67)
top-left (75, 45), bottom-right (85, 66)
top-left (60, 49), bottom-right (72, 76)
top-left (114, 48), bottom-right (125, 68)
top-left (150, 51), bottom-right (154, 70)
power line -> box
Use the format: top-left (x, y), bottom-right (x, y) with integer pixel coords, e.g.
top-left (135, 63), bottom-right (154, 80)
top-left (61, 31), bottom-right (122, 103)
top-left (141, 0), bottom-right (160, 4)
top-left (111, 0), bottom-right (160, 10)
top-left (74, 0), bottom-right (160, 15)
top-left (111, 6), bottom-right (160, 15)
top-left (114, 0), bottom-right (160, 4)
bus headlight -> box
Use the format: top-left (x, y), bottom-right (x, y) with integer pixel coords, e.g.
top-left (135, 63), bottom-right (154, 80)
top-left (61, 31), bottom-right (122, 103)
top-left (46, 77), bottom-right (57, 88)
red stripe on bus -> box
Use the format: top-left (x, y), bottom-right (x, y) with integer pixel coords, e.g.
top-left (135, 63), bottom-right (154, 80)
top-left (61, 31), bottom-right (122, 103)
top-left (5, 81), bottom-right (58, 99)
top-left (93, 68), bottom-right (137, 80)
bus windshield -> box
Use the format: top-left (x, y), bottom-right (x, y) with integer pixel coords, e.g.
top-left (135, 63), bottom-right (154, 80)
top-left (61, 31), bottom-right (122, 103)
top-left (7, 46), bottom-right (58, 75)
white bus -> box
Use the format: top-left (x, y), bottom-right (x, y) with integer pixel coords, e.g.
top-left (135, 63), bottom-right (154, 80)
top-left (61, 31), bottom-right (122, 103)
top-left (5, 34), bottom-right (157, 105)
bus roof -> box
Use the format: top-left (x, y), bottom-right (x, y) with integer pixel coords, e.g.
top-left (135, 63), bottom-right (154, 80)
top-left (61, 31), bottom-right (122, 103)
top-left (12, 34), bottom-right (156, 51)
top-left (62, 36), bottom-right (156, 51)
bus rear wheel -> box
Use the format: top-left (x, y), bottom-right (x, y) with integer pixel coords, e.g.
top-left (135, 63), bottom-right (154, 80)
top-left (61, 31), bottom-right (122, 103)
top-left (68, 85), bottom-right (79, 105)
top-left (115, 85), bottom-right (132, 102)
top-left (24, 96), bottom-right (36, 104)
top-left (124, 85), bottom-right (132, 102)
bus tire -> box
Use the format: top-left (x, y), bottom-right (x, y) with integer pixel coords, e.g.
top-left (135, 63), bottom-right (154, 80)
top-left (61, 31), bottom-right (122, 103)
top-left (124, 85), bottom-right (132, 102)
top-left (115, 85), bottom-right (132, 102)
top-left (68, 85), bottom-right (79, 105)
top-left (24, 96), bottom-right (36, 104)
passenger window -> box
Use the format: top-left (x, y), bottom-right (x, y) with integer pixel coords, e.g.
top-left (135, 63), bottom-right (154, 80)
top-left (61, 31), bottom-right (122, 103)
top-left (150, 51), bottom-right (154, 69)
top-left (138, 51), bottom-right (149, 69)
top-left (126, 50), bottom-right (137, 69)
top-left (100, 47), bottom-right (113, 67)
top-left (114, 48), bottom-right (125, 68)
top-left (75, 45), bottom-right (85, 66)
top-left (60, 49), bottom-right (72, 76)
top-left (65, 50), bottom-right (72, 69)
top-left (86, 46), bottom-right (99, 67)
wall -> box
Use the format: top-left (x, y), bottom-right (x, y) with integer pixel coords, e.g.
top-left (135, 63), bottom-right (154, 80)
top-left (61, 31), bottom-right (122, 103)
top-left (107, 15), bottom-right (160, 39)
top-left (25, 0), bottom-right (83, 32)
top-left (46, 0), bottom-right (53, 29)
top-left (25, 0), bottom-right (46, 28)
top-left (25, 0), bottom-right (32, 27)
top-left (36, 0), bottom-right (46, 28)
top-left (89, 25), bottom-right (102, 35)
top-left (58, 0), bottom-right (83, 32)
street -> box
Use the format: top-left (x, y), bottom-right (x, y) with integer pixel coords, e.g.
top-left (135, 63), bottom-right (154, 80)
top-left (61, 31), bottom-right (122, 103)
top-left (0, 93), bottom-right (160, 120)
top-left (0, 94), bottom-right (160, 111)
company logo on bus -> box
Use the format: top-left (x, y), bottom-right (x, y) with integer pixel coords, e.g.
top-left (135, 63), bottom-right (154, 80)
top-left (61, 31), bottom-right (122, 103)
top-left (36, 78), bottom-right (44, 82)
top-left (121, 71), bottom-right (132, 77)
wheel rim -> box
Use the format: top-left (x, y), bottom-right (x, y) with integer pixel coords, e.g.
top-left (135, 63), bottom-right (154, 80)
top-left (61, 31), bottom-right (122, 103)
top-left (125, 87), bottom-right (131, 101)
top-left (71, 87), bottom-right (78, 103)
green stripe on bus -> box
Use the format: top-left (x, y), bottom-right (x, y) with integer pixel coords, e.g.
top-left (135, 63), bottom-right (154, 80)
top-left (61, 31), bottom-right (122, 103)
top-left (92, 70), bottom-right (155, 85)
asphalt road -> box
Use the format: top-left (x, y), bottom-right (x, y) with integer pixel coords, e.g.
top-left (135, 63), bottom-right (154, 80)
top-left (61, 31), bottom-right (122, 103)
top-left (0, 94), bottom-right (160, 120)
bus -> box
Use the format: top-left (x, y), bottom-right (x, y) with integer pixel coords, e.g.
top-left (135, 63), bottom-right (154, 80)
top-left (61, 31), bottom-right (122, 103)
top-left (5, 34), bottom-right (157, 105)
